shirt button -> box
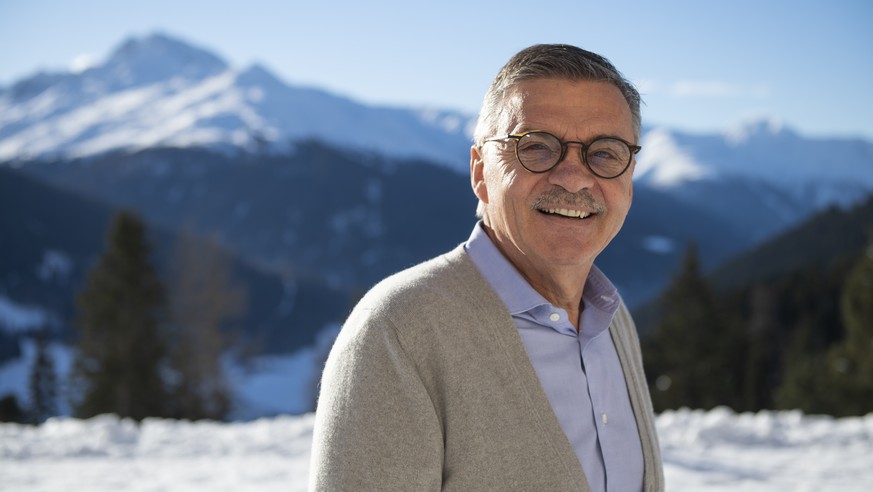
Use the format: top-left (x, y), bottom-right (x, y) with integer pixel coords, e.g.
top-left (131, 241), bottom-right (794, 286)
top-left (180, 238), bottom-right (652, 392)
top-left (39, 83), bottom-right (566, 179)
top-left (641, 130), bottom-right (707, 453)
top-left (601, 412), bottom-right (608, 425)
top-left (549, 313), bottom-right (560, 322)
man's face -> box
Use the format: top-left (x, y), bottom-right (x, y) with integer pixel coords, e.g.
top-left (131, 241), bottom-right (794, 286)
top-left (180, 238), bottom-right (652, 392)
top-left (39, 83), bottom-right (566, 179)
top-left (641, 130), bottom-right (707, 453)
top-left (471, 78), bottom-right (636, 282)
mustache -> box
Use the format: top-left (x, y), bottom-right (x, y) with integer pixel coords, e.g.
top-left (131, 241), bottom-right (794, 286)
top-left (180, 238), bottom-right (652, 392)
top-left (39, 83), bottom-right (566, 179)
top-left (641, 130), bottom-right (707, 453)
top-left (530, 187), bottom-right (605, 214)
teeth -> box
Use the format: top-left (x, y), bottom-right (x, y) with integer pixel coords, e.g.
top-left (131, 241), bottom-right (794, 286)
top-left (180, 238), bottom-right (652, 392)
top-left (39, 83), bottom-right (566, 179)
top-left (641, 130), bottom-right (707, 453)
top-left (545, 208), bottom-right (591, 219)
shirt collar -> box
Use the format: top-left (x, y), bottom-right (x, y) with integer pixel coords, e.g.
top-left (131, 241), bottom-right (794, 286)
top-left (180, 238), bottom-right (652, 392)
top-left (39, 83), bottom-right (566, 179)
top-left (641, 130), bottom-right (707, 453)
top-left (465, 222), bottom-right (550, 316)
top-left (464, 221), bottom-right (621, 319)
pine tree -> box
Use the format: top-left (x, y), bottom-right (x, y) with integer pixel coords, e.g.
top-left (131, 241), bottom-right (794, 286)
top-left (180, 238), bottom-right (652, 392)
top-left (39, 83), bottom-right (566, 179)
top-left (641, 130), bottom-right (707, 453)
top-left (28, 328), bottom-right (58, 424)
top-left (70, 211), bottom-right (171, 420)
top-left (0, 395), bottom-right (26, 423)
top-left (775, 233), bottom-right (873, 416)
top-left (645, 244), bottom-right (742, 410)
top-left (773, 318), bottom-right (831, 413)
top-left (740, 283), bottom-right (780, 411)
top-left (826, 232), bottom-right (873, 416)
top-left (840, 232), bottom-right (873, 360)
top-left (166, 229), bottom-right (245, 420)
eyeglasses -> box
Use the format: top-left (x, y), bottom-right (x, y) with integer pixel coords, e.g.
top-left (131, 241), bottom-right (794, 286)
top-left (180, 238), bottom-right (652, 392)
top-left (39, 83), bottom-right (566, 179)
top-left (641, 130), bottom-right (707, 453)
top-left (483, 131), bottom-right (641, 179)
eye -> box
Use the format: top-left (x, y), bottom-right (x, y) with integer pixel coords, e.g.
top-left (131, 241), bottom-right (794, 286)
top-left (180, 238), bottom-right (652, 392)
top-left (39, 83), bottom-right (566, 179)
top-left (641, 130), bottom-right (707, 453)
top-left (589, 148), bottom-right (621, 161)
top-left (517, 141), bottom-right (553, 153)
top-left (587, 139), bottom-right (630, 164)
top-left (517, 133), bottom-right (561, 155)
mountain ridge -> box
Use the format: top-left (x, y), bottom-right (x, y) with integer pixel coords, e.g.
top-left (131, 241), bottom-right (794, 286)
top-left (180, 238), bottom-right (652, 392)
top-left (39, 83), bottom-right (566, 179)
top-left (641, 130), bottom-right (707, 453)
top-left (0, 33), bottom-right (475, 167)
top-left (0, 164), bottom-right (352, 358)
top-left (3, 31), bottom-right (873, 295)
top-left (4, 32), bottom-right (872, 192)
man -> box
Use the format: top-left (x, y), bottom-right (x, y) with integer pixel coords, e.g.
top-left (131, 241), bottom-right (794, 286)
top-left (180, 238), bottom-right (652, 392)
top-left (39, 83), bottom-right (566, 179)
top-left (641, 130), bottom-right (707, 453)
top-left (310, 44), bottom-right (664, 491)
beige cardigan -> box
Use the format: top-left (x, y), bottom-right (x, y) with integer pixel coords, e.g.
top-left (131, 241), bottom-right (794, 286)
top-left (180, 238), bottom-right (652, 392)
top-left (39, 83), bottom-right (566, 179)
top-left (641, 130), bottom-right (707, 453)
top-left (310, 245), bottom-right (664, 491)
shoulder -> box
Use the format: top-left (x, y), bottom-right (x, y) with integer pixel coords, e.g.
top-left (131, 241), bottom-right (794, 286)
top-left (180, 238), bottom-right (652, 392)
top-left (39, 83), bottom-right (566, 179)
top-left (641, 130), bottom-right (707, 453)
top-left (356, 245), bottom-right (485, 320)
top-left (338, 244), bottom-right (506, 353)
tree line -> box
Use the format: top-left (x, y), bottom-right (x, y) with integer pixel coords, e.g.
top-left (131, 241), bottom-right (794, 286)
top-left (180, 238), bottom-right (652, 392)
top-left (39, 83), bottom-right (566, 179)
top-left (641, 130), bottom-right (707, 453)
top-left (7, 207), bottom-right (872, 423)
top-left (10, 210), bottom-right (246, 423)
top-left (642, 234), bottom-right (873, 417)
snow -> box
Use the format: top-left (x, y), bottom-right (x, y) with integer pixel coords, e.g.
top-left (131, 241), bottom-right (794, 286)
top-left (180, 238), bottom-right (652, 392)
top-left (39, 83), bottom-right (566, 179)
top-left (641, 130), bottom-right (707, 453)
top-left (2, 330), bottom-right (871, 489)
top-left (0, 334), bottom-right (327, 421)
top-left (2, 33), bottom-right (873, 488)
top-left (634, 127), bottom-right (713, 187)
top-left (635, 120), bottom-right (873, 191)
top-left (226, 351), bottom-right (318, 419)
top-left (658, 407), bottom-right (873, 490)
top-left (642, 235), bottom-right (677, 255)
top-left (36, 250), bottom-right (73, 283)
top-left (0, 296), bottom-right (53, 334)
top-left (724, 116), bottom-right (785, 145)
top-left (0, 414), bottom-right (314, 491)
top-left (4, 32), bottom-right (873, 204)
top-left (1, 408), bottom-right (871, 491)
top-left (0, 33), bottom-right (475, 169)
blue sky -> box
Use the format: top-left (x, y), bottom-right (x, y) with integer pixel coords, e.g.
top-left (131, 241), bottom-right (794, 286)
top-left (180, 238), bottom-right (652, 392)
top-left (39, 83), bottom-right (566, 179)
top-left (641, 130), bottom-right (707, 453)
top-left (2, 0), bottom-right (871, 139)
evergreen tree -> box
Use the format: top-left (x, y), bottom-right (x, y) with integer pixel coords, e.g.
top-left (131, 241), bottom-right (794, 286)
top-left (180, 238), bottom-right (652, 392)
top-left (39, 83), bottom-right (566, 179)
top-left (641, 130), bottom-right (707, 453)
top-left (28, 328), bottom-right (58, 424)
top-left (839, 233), bottom-right (873, 360)
top-left (645, 244), bottom-right (742, 411)
top-left (69, 211), bottom-right (171, 420)
top-left (738, 283), bottom-right (781, 411)
top-left (776, 234), bottom-right (873, 416)
top-left (826, 233), bottom-right (873, 416)
top-left (741, 268), bottom-right (838, 412)
top-left (166, 229), bottom-right (245, 420)
top-left (774, 318), bottom-right (831, 413)
top-left (0, 395), bottom-right (26, 423)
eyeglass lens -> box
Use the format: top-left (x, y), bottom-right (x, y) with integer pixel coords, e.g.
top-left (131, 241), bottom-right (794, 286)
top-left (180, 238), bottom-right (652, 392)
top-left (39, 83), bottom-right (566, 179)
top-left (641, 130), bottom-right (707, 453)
top-left (516, 132), bottom-right (631, 177)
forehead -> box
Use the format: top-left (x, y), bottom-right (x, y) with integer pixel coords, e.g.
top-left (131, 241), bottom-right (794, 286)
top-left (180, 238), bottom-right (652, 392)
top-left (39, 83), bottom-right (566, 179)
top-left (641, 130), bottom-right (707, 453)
top-left (500, 78), bottom-right (634, 140)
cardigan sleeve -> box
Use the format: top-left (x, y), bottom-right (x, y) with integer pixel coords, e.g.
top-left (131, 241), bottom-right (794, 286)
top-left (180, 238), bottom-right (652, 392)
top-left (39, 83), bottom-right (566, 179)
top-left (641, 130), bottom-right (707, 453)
top-left (308, 305), bottom-right (444, 491)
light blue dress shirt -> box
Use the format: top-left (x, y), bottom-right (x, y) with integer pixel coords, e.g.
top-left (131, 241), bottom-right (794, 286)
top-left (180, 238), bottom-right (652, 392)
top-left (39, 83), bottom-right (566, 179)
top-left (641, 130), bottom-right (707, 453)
top-left (465, 222), bottom-right (644, 492)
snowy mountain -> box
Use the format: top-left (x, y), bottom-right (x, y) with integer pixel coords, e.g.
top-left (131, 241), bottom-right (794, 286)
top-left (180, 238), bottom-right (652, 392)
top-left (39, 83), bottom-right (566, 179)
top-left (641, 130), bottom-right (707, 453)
top-left (4, 33), bottom-right (873, 428)
top-left (0, 33), bottom-right (475, 168)
top-left (637, 119), bottom-right (873, 193)
top-left (6, 34), bottom-right (871, 202)
top-left (635, 121), bottom-right (873, 240)
top-left (3, 32), bottom-right (873, 300)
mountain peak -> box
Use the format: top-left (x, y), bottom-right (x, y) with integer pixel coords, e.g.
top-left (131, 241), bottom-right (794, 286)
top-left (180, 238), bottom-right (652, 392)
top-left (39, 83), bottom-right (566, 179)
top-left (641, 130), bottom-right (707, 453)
top-left (724, 116), bottom-right (792, 144)
top-left (100, 32), bottom-right (228, 87)
top-left (634, 127), bottom-right (713, 187)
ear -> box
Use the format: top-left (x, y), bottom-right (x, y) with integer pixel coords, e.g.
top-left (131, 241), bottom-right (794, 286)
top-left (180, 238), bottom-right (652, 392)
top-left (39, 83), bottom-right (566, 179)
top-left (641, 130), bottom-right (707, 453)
top-left (470, 145), bottom-right (489, 205)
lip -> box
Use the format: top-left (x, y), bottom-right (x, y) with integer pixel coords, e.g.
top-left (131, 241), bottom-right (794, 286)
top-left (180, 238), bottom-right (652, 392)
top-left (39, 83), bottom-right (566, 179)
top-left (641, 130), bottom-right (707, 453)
top-left (538, 207), bottom-right (594, 219)
top-left (530, 188), bottom-right (605, 220)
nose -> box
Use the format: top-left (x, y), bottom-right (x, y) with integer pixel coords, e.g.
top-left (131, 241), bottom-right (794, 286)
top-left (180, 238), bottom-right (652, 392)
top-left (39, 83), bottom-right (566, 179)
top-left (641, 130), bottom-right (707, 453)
top-left (546, 143), bottom-right (597, 193)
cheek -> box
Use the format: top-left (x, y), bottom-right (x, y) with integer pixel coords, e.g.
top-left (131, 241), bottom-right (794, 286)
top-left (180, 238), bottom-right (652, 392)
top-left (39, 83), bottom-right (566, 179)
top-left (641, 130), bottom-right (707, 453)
top-left (483, 160), bottom-right (513, 195)
top-left (606, 180), bottom-right (634, 219)
top-left (481, 150), bottom-right (541, 215)
top-left (492, 169), bottom-right (531, 212)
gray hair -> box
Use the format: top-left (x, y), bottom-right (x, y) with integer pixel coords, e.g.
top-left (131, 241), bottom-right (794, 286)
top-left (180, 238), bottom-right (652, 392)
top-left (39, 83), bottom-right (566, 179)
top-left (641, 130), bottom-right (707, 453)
top-left (472, 44), bottom-right (642, 145)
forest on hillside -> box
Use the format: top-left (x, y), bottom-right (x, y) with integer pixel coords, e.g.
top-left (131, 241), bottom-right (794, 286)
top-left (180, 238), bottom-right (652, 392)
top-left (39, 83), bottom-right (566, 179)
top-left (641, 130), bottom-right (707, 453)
top-left (641, 194), bottom-right (873, 416)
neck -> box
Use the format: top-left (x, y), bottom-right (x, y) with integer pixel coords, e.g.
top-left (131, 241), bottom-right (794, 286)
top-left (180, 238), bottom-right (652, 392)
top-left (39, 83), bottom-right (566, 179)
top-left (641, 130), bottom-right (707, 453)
top-left (482, 224), bottom-right (591, 331)
top-left (523, 265), bottom-right (588, 332)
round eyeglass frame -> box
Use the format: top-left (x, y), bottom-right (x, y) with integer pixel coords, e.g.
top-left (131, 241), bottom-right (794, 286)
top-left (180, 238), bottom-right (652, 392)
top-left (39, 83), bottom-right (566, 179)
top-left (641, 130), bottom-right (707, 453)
top-left (483, 130), bottom-right (641, 179)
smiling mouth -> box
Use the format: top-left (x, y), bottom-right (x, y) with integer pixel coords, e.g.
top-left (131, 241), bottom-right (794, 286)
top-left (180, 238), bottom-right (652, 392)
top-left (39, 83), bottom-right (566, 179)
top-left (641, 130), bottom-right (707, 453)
top-left (539, 207), bottom-right (593, 219)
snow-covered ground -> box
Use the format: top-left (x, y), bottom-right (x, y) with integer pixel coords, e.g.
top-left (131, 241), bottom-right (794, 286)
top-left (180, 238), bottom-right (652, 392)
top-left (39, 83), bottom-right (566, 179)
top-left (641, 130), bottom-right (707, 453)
top-left (2, 318), bottom-right (871, 490)
top-left (2, 408), bottom-right (871, 491)
top-left (0, 325), bottom-right (340, 421)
